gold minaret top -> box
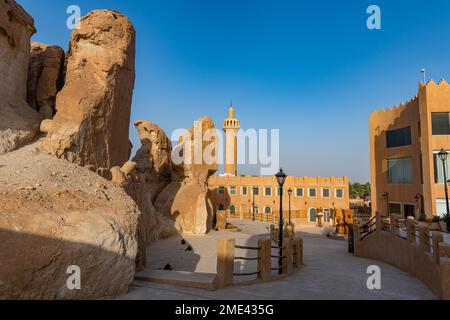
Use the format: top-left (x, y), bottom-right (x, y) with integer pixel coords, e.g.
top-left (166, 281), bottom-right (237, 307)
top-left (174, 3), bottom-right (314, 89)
top-left (223, 104), bottom-right (240, 176)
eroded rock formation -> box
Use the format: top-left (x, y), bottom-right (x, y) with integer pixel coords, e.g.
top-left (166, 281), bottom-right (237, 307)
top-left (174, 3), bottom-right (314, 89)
top-left (0, 1), bottom-right (219, 299)
top-left (0, 0), bottom-right (41, 155)
top-left (0, 144), bottom-right (140, 299)
top-left (133, 120), bottom-right (173, 182)
top-left (27, 42), bottom-right (65, 119)
top-left (153, 117), bottom-right (218, 235)
top-left (42, 10), bottom-right (136, 169)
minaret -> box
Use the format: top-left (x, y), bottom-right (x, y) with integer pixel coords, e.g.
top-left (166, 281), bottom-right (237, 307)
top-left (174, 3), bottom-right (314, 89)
top-left (223, 103), bottom-right (240, 176)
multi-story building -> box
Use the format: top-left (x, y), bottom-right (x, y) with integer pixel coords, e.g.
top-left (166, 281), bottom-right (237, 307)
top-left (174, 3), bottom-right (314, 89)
top-left (370, 80), bottom-right (450, 219)
top-left (208, 106), bottom-right (350, 225)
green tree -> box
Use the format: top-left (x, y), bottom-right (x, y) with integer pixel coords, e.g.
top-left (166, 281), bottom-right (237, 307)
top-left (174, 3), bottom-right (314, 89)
top-left (349, 182), bottom-right (371, 199)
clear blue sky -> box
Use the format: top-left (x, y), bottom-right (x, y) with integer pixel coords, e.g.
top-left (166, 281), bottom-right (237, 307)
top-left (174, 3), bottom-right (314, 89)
top-left (20, 0), bottom-right (450, 182)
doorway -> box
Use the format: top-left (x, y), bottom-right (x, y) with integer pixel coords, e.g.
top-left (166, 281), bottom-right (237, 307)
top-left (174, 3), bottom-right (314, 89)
top-left (403, 204), bottom-right (415, 219)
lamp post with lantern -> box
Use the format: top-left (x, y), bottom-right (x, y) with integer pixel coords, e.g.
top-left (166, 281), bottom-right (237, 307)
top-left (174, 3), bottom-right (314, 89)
top-left (275, 169), bottom-right (287, 274)
top-left (438, 149), bottom-right (450, 232)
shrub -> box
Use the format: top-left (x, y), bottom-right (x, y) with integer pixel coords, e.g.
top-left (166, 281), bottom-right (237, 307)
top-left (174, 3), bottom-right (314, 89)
top-left (418, 213), bottom-right (427, 222)
top-left (432, 215), bottom-right (442, 223)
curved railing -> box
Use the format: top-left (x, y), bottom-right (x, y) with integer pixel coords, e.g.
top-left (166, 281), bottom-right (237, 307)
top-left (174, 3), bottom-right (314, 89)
top-left (353, 212), bottom-right (450, 299)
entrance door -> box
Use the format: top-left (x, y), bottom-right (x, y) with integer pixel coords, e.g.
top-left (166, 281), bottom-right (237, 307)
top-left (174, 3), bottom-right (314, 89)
top-left (403, 204), bottom-right (415, 219)
top-left (309, 208), bottom-right (317, 222)
top-left (323, 208), bottom-right (331, 223)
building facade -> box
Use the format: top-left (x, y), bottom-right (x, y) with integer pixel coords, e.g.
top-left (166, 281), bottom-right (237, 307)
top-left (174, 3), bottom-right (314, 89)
top-left (370, 80), bottom-right (450, 219)
top-left (208, 106), bottom-right (350, 225)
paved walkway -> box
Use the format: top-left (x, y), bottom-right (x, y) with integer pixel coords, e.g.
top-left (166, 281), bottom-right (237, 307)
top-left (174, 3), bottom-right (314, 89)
top-left (120, 220), bottom-right (437, 300)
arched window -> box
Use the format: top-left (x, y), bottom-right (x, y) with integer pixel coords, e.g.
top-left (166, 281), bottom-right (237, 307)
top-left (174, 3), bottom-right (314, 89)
top-left (218, 204), bottom-right (225, 211)
top-left (323, 208), bottom-right (331, 223)
top-left (264, 206), bottom-right (272, 214)
top-left (229, 205), bottom-right (236, 214)
top-left (309, 208), bottom-right (317, 222)
top-left (253, 206), bottom-right (259, 214)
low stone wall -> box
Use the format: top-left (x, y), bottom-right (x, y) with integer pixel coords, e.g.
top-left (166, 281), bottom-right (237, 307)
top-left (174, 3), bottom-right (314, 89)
top-left (216, 237), bottom-right (303, 288)
top-left (354, 212), bottom-right (450, 299)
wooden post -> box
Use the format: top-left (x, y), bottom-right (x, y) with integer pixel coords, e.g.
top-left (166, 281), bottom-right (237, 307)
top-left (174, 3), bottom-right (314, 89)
top-left (432, 232), bottom-right (444, 264)
top-left (283, 237), bottom-right (292, 274)
top-left (257, 239), bottom-right (271, 281)
top-left (293, 238), bottom-right (303, 269)
top-left (406, 218), bottom-right (416, 244)
top-left (375, 211), bottom-right (382, 230)
top-left (418, 227), bottom-right (430, 253)
top-left (390, 214), bottom-right (400, 236)
top-left (216, 238), bottom-right (235, 288)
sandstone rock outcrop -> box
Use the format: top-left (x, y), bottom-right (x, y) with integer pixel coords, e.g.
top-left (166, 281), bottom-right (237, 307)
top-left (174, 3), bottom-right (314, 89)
top-left (0, 143), bottom-right (140, 299)
top-left (27, 42), bottom-right (65, 119)
top-left (153, 117), bottom-right (219, 234)
top-left (42, 10), bottom-right (136, 169)
top-left (172, 116), bottom-right (219, 183)
top-left (0, 0), bottom-right (41, 155)
top-left (133, 120), bottom-right (173, 182)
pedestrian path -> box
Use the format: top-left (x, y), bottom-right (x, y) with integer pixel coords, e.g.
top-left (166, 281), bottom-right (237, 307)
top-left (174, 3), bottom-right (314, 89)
top-left (119, 220), bottom-right (436, 300)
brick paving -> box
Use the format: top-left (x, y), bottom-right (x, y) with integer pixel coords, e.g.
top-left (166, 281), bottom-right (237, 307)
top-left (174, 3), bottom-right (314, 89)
top-left (120, 220), bottom-right (437, 300)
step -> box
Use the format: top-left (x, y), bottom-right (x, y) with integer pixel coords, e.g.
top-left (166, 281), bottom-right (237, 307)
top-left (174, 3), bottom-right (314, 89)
top-left (135, 269), bottom-right (219, 291)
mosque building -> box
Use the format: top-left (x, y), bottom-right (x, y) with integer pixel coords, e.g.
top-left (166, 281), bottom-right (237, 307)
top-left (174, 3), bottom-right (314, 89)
top-left (207, 105), bottom-right (350, 225)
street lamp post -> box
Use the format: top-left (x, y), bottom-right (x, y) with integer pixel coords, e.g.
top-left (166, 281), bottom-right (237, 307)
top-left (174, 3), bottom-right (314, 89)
top-left (288, 188), bottom-right (293, 225)
top-left (438, 149), bottom-right (450, 232)
top-left (275, 169), bottom-right (287, 275)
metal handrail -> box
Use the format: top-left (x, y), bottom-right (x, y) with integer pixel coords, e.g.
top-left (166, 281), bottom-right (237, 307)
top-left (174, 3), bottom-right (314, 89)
top-left (234, 256), bottom-right (261, 261)
top-left (271, 265), bottom-right (287, 271)
top-left (234, 270), bottom-right (261, 276)
top-left (360, 229), bottom-right (376, 241)
top-left (235, 245), bottom-right (261, 251)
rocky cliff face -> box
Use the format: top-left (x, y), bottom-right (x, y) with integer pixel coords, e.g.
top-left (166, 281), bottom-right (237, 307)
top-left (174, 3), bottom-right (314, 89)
top-left (0, 0), bottom-right (41, 155)
top-left (27, 42), bottom-right (65, 119)
top-left (42, 10), bottom-right (136, 169)
top-left (0, 3), bottom-right (141, 299)
top-left (0, 1), bottom-right (219, 299)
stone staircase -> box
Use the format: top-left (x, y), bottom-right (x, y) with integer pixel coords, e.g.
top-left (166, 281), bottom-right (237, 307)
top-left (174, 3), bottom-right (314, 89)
top-left (134, 269), bottom-right (219, 291)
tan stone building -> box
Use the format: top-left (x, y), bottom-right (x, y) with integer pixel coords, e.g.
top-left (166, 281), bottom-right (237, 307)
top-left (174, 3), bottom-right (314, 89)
top-left (370, 80), bottom-right (450, 219)
top-left (208, 106), bottom-right (350, 225)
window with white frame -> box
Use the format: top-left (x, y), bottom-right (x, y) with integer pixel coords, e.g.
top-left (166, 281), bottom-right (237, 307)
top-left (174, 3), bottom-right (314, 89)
top-left (322, 188), bottom-right (330, 198)
top-left (433, 151), bottom-right (450, 183)
top-left (335, 188), bottom-right (344, 198)
top-left (241, 186), bottom-right (248, 195)
top-left (229, 186), bottom-right (237, 196)
top-left (387, 157), bottom-right (413, 184)
top-left (252, 186), bottom-right (259, 195)
top-left (218, 186), bottom-right (225, 195)
top-left (308, 188), bottom-right (317, 197)
top-left (296, 187), bottom-right (303, 197)
top-left (264, 187), bottom-right (272, 196)
top-left (277, 187), bottom-right (282, 196)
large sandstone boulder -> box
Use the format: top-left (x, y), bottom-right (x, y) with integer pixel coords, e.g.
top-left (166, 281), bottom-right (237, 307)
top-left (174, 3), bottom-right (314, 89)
top-left (154, 182), bottom-right (213, 235)
top-left (130, 186), bottom-right (181, 270)
top-left (42, 10), bottom-right (136, 169)
top-left (151, 117), bottom-right (218, 234)
top-left (0, 0), bottom-right (41, 155)
top-left (172, 116), bottom-right (219, 183)
top-left (27, 42), bottom-right (65, 119)
top-left (133, 120), bottom-right (173, 183)
top-left (0, 143), bottom-right (140, 299)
